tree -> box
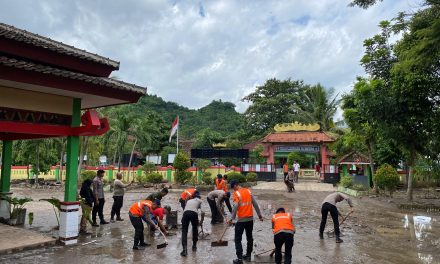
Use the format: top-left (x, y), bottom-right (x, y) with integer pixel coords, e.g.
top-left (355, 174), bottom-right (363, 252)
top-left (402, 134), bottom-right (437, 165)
top-left (346, 6), bottom-right (440, 200)
top-left (242, 78), bottom-right (307, 136)
top-left (293, 84), bottom-right (340, 131)
top-left (193, 128), bottom-right (224, 149)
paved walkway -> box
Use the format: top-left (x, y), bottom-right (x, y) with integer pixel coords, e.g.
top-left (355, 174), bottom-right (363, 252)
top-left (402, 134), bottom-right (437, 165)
top-left (0, 223), bottom-right (56, 254)
top-left (252, 181), bottom-right (336, 192)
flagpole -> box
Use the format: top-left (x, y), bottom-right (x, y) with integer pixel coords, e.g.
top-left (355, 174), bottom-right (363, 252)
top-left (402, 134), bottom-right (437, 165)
top-left (174, 119), bottom-right (176, 153)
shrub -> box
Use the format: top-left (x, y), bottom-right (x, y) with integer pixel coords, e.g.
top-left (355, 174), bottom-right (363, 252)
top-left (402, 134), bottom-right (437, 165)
top-left (226, 172), bottom-right (246, 183)
top-left (374, 164), bottom-right (400, 197)
top-left (81, 171), bottom-right (96, 181)
top-left (142, 162), bottom-right (157, 174)
top-left (175, 171), bottom-right (193, 184)
top-left (136, 174), bottom-right (147, 184)
top-left (173, 152), bottom-right (191, 172)
top-left (340, 175), bottom-right (353, 188)
top-left (246, 172), bottom-right (257, 182)
top-left (145, 172), bottom-right (163, 184)
top-left (352, 184), bottom-right (367, 191)
top-left (202, 172), bottom-right (214, 185)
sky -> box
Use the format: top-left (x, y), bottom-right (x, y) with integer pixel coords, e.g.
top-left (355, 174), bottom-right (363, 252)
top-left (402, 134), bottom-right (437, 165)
top-left (0, 0), bottom-right (423, 113)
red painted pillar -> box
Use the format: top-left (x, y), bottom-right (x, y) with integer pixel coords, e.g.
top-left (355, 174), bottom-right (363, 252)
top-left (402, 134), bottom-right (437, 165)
top-left (267, 144), bottom-right (275, 164)
top-left (320, 144), bottom-right (330, 166)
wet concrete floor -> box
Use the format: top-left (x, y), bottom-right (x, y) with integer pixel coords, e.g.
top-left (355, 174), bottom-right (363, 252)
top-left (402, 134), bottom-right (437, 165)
top-left (0, 185), bottom-right (439, 263)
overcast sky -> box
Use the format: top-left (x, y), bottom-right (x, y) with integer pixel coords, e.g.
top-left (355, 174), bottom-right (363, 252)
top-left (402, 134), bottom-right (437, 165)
top-left (0, 0), bottom-right (422, 113)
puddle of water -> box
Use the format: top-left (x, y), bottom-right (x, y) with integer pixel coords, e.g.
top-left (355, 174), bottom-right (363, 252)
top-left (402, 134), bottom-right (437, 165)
top-left (402, 214), bottom-right (437, 264)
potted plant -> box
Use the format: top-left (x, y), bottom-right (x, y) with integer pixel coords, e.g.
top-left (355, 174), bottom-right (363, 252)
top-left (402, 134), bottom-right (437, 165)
top-left (0, 195), bottom-right (33, 225)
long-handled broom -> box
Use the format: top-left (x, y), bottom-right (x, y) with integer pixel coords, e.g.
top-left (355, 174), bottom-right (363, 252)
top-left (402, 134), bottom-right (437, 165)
top-left (327, 210), bottom-right (353, 238)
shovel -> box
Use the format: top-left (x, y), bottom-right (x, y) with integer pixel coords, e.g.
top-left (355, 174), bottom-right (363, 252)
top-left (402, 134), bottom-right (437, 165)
top-left (327, 210), bottom-right (353, 238)
top-left (211, 225), bottom-right (229, 247)
top-left (156, 226), bottom-right (168, 249)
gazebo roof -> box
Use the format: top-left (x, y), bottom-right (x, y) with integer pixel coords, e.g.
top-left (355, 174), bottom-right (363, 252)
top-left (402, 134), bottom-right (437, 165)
top-left (338, 151), bottom-right (372, 165)
top-left (0, 23), bottom-right (119, 71)
top-left (0, 23), bottom-right (146, 109)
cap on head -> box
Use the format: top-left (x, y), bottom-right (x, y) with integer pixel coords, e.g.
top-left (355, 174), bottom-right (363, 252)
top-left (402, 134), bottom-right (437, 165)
top-left (154, 199), bottom-right (161, 207)
top-left (217, 174), bottom-right (223, 179)
top-left (225, 191), bottom-right (231, 198)
top-left (164, 205), bottom-right (171, 213)
top-left (276, 207), bottom-right (285, 214)
top-left (230, 180), bottom-right (238, 189)
top-left (161, 188), bottom-right (169, 194)
top-left (194, 190), bottom-right (201, 199)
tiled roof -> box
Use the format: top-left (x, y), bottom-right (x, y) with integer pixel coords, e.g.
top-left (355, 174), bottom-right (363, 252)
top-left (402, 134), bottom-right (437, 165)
top-left (0, 23), bottom-right (119, 68)
top-left (262, 131), bottom-right (335, 143)
top-left (338, 151), bottom-right (371, 164)
top-left (0, 56), bottom-right (146, 94)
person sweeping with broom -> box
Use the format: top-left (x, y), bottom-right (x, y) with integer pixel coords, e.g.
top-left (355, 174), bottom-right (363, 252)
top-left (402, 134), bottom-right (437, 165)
top-left (227, 180), bottom-right (263, 264)
top-left (272, 208), bottom-right (295, 264)
top-left (319, 192), bottom-right (354, 243)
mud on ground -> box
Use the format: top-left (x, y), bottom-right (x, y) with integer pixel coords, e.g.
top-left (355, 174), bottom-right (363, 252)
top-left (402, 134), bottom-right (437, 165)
top-left (0, 184), bottom-right (439, 264)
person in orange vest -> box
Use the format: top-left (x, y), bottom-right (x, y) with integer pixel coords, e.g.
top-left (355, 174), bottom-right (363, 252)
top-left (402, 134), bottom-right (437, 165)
top-left (128, 199), bottom-right (168, 250)
top-left (216, 174), bottom-right (228, 192)
top-left (272, 208), bottom-right (295, 264)
top-left (179, 187), bottom-right (197, 209)
top-left (227, 180), bottom-right (263, 264)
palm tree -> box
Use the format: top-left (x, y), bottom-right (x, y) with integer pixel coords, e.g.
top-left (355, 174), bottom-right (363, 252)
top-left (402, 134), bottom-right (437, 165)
top-left (293, 84), bottom-right (340, 131)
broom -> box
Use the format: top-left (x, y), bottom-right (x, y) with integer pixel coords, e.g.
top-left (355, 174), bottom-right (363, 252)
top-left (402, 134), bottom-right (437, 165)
top-left (211, 225), bottom-right (229, 247)
top-left (327, 210), bottom-right (353, 238)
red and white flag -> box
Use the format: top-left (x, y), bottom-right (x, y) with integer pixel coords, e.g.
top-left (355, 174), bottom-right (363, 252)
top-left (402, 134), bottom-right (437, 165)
top-left (169, 116), bottom-right (179, 142)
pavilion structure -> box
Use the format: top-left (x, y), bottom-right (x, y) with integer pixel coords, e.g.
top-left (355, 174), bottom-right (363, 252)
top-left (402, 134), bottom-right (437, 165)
top-left (338, 151), bottom-right (373, 188)
top-left (0, 23), bottom-right (145, 244)
top-left (244, 122), bottom-right (335, 168)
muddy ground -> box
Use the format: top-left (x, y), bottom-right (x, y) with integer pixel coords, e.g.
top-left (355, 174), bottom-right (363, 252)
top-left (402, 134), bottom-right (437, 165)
top-left (0, 183), bottom-right (439, 264)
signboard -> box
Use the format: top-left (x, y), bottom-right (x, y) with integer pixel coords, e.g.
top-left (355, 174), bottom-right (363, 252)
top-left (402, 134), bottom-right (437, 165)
top-left (99, 155), bottom-right (107, 165)
top-left (168, 154), bottom-right (176, 164)
top-left (146, 155), bottom-right (161, 165)
top-left (275, 145), bottom-right (320, 153)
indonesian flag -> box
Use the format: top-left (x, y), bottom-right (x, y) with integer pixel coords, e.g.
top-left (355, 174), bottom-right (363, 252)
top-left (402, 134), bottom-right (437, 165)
top-left (169, 116), bottom-right (179, 142)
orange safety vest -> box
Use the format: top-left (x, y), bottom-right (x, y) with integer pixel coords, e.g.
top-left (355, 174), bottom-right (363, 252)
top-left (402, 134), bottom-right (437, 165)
top-left (216, 179), bottom-right (228, 192)
top-left (272, 213), bottom-right (295, 234)
top-left (233, 188), bottom-right (253, 219)
top-left (180, 188), bottom-right (196, 200)
top-left (283, 164), bottom-right (288, 173)
top-left (129, 200), bottom-right (153, 217)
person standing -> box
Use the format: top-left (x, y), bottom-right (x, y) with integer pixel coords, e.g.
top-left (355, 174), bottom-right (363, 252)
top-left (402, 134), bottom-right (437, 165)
top-left (272, 208), bottom-right (295, 264)
top-left (228, 180), bottom-right (263, 264)
top-left (179, 187), bottom-right (196, 209)
top-left (207, 189), bottom-right (231, 224)
top-left (180, 191), bottom-right (203, 257)
top-left (79, 179), bottom-right (94, 234)
top-left (283, 162), bottom-right (289, 180)
top-left (146, 188), bottom-right (169, 201)
top-left (319, 192), bottom-right (354, 243)
top-left (110, 172), bottom-right (133, 222)
top-left (216, 174), bottom-right (228, 193)
top-left (128, 199), bottom-right (160, 250)
top-left (92, 169), bottom-right (109, 226)
top-left (293, 161), bottom-right (300, 183)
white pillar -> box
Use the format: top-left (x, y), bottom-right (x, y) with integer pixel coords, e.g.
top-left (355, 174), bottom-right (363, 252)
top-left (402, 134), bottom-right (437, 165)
top-left (59, 202), bottom-right (80, 245)
top-left (0, 192), bottom-right (11, 220)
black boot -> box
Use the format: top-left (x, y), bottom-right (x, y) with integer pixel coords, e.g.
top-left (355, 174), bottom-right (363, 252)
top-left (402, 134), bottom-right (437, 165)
top-left (243, 254), bottom-right (251, 262)
top-left (336, 236), bottom-right (343, 243)
top-left (233, 259), bottom-right (243, 264)
top-left (192, 244), bottom-right (197, 252)
top-left (319, 233), bottom-right (324, 239)
top-left (180, 248), bottom-right (188, 257)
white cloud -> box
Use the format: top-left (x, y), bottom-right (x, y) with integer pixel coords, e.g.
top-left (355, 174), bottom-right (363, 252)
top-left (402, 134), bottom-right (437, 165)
top-left (0, 0), bottom-right (424, 113)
